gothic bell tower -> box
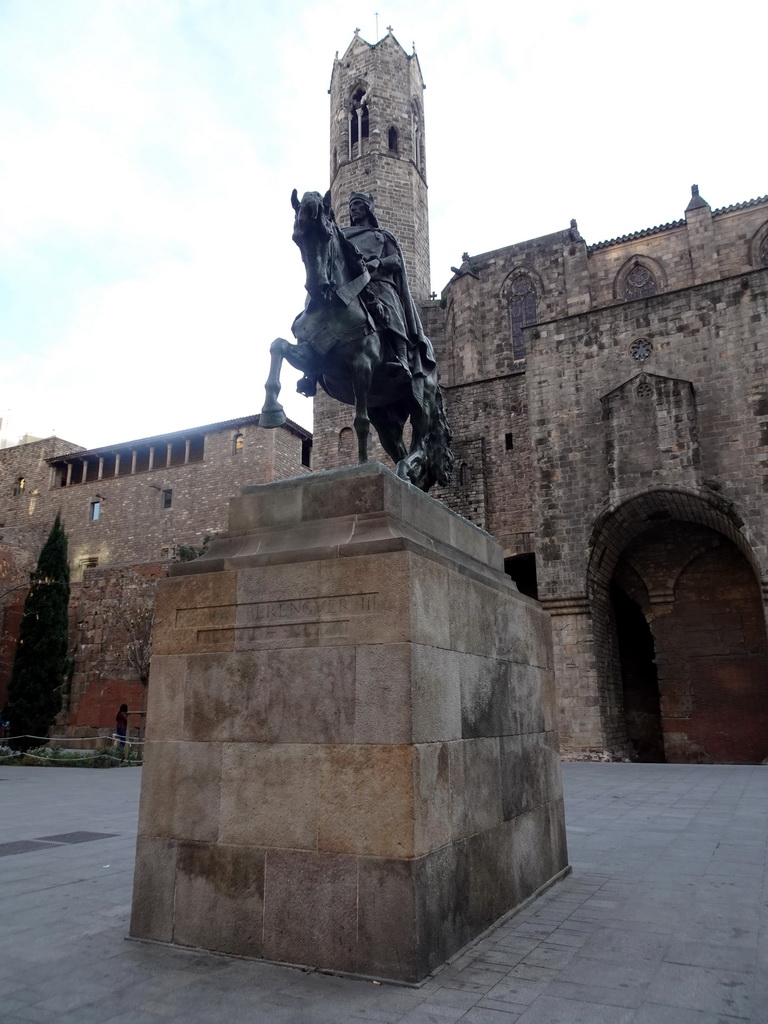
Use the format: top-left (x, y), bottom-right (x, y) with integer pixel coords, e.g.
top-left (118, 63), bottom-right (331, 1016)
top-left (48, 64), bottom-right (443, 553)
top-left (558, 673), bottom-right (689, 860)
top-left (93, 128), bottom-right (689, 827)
top-left (329, 29), bottom-right (430, 303)
top-left (311, 30), bottom-right (432, 472)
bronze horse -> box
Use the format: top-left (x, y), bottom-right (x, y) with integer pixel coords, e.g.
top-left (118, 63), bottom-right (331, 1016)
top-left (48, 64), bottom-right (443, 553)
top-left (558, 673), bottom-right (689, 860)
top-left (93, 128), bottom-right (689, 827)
top-left (260, 190), bottom-right (453, 492)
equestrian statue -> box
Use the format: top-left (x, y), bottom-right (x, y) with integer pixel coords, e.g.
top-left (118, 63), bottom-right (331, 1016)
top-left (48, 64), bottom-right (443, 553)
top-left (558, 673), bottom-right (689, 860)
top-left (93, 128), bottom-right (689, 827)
top-left (260, 190), bottom-right (453, 492)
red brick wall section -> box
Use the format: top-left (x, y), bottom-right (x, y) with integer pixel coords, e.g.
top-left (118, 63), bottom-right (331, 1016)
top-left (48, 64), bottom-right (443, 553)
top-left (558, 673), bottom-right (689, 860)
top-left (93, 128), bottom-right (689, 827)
top-left (63, 562), bottom-right (166, 735)
top-left (0, 597), bottom-right (24, 711)
top-left (68, 677), bottom-right (146, 732)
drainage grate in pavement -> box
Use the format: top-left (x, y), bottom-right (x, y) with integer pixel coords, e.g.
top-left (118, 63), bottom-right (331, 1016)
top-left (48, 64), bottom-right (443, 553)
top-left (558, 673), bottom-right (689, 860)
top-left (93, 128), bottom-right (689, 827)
top-left (0, 831), bottom-right (118, 857)
top-left (35, 831), bottom-right (118, 844)
top-left (0, 839), bottom-right (60, 857)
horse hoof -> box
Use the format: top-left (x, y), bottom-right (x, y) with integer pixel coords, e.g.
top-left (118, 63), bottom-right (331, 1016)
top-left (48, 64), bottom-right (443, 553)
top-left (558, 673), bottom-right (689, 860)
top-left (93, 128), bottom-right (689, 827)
top-left (259, 407), bottom-right (287, 428)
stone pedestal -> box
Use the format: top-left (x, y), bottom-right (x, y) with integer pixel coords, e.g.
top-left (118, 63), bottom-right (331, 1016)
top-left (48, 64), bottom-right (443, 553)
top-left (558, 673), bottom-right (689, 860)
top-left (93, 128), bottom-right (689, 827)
top-left (130, 463), bottom-right (569, 983)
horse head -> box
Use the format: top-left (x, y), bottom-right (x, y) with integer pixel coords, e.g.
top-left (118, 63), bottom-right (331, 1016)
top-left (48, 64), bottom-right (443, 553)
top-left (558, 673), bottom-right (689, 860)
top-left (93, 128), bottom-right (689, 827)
top-left (291, 190), bottom-right (336, 301)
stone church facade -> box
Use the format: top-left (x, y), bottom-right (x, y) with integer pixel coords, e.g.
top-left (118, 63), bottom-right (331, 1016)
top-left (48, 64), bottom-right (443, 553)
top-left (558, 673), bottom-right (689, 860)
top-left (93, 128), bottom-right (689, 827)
top-left (314, 31), bottom-right (768, 763)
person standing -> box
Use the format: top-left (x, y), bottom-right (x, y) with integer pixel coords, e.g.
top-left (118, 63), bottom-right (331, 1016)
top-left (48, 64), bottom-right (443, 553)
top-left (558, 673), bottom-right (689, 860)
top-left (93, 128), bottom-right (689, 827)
top-left (115, 704), bottom-right (128, 748)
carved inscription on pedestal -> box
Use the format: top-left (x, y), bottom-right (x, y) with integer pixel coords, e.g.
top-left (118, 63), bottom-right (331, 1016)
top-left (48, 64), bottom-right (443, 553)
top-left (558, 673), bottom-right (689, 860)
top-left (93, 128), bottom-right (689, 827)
top-left (237, 593), bottom-right (377, 645)
top-left (176, 593), bottom-right (378, 648)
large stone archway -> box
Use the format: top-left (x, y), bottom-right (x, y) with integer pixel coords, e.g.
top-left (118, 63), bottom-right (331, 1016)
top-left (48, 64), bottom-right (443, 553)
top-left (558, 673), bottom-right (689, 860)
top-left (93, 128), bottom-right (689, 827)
top-left (586, 489), bottom-right (768, 763)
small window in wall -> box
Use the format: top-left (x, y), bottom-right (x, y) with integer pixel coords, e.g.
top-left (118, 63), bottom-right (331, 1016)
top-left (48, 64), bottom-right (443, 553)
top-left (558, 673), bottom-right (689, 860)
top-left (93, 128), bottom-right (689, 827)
top-left (233, 432), bottom-right (244, 454)
top-left (505, 432), bottom-right (514, 451)
top-left (411, 101), bottom-right (422, 170)
top-left (388, 126), bottom-right (399, 154)
top-left (458, 462), bottom-right (471, 488)
top-left (13, 476), bottom-right (25, 496)
top-left (89, 500), bottom-right (101, 521)
top-left (162, 489), bottom-right (173, 509)
top-left (301, 438), bottom-right (312, 468)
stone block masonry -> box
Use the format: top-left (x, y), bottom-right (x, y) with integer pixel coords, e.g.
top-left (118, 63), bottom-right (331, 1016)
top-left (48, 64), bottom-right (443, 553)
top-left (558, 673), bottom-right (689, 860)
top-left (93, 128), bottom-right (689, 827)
top-left (0, 415), bottom-right (311, 579)
top-left (0, 414), bottom-right (311, 731)
top-left (131, 463), bottom-right (568, 983)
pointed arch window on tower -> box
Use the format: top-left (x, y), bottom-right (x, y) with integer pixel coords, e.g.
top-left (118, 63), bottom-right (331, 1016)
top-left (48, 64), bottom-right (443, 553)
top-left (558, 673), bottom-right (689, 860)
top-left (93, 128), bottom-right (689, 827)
top-left (388, 126), bottom-right (399, 155)
top-left (411, 101), bottom-right (422, 172)
top-left (510, 276), bottom-right (537, 360)
top-left (624, 263), bottom-right (657, 301)
top-left (348, 88), bottom-right (369, 159)
top-left (760, 232), bottom-right (768, 268)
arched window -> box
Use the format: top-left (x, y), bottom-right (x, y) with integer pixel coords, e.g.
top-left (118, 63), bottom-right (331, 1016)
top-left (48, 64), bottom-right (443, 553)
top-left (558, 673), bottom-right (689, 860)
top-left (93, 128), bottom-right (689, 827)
top-left (747, 221), bottom-right (768, 268)
top-left (614, 254), bottom-right (666, 302)
top-left (13, 476), bottom-right (25, 496)
top-left (232, 432), bottom-right (244, 455)
top-left (338, 427), bottom-right (355, 458)
top-left (349, 88), bottom-right (369, 158)
top-left (509, 275), bottom-right (537, 360)
top-left (624, 263), bottom-right (657, 301)
top-left (458, 462), bottom-right (470, 488)
top-left (387, 126), bottom-right (399, 154)
top-left (411, 100), bottom-right (423, 171)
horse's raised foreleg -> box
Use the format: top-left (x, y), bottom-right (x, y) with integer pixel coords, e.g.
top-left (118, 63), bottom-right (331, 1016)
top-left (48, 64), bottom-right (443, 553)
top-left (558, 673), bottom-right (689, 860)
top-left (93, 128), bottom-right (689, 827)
top-left (260, 338), bottom-right (289, 428)
top-left (261, 337), bottom-right (317, 428)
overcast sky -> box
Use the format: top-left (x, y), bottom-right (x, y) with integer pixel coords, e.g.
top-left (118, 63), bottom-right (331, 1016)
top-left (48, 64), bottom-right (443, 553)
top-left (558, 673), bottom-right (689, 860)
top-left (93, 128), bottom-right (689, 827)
top-left (1, 0), bottom-right (765, 449)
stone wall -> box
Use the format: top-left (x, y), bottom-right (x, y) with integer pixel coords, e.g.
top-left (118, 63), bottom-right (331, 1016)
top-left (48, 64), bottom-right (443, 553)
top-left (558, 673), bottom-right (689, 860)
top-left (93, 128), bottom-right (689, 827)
top-left (0, 417), bottom-right (310, 578)
top-left (63, 561), bottom-right (170, 739)
top-left (432, 375), bottom-right (534, 554)
top-left (0, 436), bottom-right (84, 525)
top-left (528, 270), bottom-right (768, 598)
top-left (309, 170), bottom-right (768, 758)
top-left (525, 269), bottom-right (768, 751)
top-left (0, 415), bottom-right (311, 733)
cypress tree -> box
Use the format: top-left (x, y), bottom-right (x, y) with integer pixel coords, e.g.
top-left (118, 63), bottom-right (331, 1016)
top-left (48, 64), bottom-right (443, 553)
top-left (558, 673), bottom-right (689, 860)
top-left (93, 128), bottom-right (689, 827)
top-left (7, 514), bottom-right (70, 750)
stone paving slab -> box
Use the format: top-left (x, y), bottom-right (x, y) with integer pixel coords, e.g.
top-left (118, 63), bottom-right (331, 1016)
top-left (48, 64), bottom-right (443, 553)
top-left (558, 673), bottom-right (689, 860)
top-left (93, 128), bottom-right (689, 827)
top-left (0, 763), bottom-right (765, 1023)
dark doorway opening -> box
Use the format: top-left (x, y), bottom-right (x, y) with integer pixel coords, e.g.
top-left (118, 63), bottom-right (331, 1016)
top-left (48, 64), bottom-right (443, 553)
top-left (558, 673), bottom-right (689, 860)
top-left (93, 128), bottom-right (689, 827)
top-left (505, 553), bottom-right (538, 601)
top-left (611, 582), bottom-right (665, 762)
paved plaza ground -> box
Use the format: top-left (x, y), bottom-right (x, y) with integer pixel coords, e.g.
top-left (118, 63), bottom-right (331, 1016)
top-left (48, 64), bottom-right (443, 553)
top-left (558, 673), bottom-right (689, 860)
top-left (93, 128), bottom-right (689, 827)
top-left (0, 762), bottom-right (765, 1023)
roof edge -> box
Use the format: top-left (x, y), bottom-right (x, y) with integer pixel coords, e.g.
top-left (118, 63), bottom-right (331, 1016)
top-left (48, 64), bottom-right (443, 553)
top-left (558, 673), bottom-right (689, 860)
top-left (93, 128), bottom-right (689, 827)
top-left (48, 413), bottom-right (311, 463)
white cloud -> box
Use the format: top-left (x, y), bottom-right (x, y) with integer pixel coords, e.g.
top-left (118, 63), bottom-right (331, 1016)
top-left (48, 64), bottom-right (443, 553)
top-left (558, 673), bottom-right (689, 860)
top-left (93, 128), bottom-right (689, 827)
top-left (0, 0), bottom-right (766, 448)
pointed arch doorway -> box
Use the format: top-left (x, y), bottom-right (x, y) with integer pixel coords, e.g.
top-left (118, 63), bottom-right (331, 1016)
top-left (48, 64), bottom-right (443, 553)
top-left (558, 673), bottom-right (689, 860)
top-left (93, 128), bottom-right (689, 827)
top-left (588, 491), bottom-right (768, 763)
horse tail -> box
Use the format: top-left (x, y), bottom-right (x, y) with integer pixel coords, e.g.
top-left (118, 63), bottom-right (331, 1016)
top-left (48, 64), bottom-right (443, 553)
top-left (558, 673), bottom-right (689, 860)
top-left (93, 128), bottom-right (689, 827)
top-left (429, 387), bottom-right (454, 488)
